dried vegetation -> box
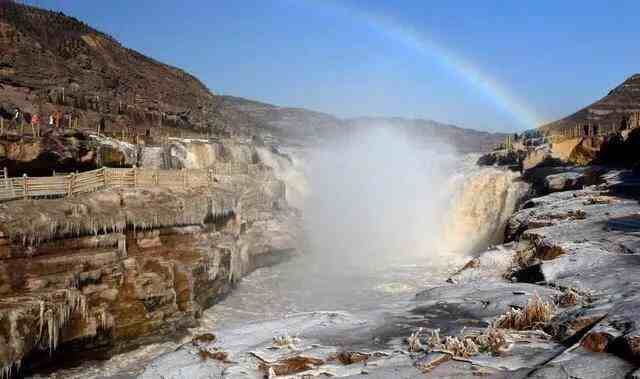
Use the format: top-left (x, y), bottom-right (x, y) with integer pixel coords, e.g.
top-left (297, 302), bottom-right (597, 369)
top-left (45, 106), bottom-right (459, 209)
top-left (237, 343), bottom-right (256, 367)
top-left (424, 327), bottom-right (509, 358)
top-left (271, 334), bottom-right (301, 350)
top-left (259, 356), bottom-right (324, 377)
top-left (494, 293), bottom-right (555, 330)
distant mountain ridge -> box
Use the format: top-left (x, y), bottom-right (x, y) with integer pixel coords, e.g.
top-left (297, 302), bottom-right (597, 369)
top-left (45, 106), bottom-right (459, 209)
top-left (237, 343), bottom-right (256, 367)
top-left (0, 1), bottom-right (504, 152)
top-left (221, 96), bottom-right (506, 152)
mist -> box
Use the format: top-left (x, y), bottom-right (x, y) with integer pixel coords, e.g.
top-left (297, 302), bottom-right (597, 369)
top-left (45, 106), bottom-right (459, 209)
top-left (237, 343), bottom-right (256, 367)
top-left (302, 125), bottom-right (460, 271)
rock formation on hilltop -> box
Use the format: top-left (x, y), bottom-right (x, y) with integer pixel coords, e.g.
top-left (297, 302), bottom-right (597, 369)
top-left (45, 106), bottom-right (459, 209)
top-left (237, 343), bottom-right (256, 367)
top-left (531, 74), bottom-right (640, 166)
top-left (541, 74), bottom-right (640, 137)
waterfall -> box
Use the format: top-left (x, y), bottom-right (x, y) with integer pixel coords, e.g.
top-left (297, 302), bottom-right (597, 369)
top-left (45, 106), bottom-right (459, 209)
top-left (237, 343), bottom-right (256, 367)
top-left (298, 127), bottom-right (529, 270)
top-left (437, 158), bottom-right (529, 255)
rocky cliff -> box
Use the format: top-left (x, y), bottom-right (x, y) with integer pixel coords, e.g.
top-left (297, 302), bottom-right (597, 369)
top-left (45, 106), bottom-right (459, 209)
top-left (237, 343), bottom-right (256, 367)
top-left (0, 163), bottom-right (298, 376)
top-left (541, 74), bottom-right (640, 137)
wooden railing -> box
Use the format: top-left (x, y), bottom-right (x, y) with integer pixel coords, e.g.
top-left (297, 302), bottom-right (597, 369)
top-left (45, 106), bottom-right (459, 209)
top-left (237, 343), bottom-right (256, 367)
top-left (0, 116), bottom-right (215, 146)
top-left (0, 163), bottom-right (273, 202)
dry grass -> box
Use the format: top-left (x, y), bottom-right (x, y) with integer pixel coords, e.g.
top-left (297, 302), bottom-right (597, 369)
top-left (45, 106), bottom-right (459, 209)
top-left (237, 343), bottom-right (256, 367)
top-left (584, 196), bottom-right (612, 205)
top-left (423, 327), bottom-right (508, 358)
top-left (426, 328), bottom-right (442, 351)
top-left (272, 334), bottom-right (301, 350)
top-left (259, 356), bottom-right (324, 376)
top-left (407, 327), bottom-right (423, 352)
top-left (198, 348), bottom-right (229, 362)
top-left (192, 332), bottom-right (229, 363)
top-left (334, 351), bottom-right (370, 365)
top-left (192, 333), bottom-right (217, 345)
top-left (441, 335), bottom-right (479, 358)
top-left (505, 247), bottom-right (536, 278)
top-left (555, 288), bottom-right (583, 308)
top-left (474, 327), bottom-right (509, 355)
top-left (494, 293), bottom-right (555, 330)
top-left (567, 209), bottom-right (587, 220)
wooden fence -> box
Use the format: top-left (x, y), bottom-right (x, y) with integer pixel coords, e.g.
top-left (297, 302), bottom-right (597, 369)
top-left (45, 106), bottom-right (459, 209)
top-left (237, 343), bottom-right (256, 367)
top-left (0, 116), bottom-right (213, 146)
top-left (0, 163), bottom-right (273, 202)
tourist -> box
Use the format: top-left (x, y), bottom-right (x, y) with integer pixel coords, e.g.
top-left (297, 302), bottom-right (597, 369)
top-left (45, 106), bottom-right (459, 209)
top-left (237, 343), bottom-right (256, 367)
top-left (12, 108), bottom-right (22, 126)
top-left (98, 117), bottom-right (106, 134)
top-left (48, 114), bottom-right (54, 128)
top-left (53, 110), bottom-right (62, 128)
top-left (31, 113), bottom-right (40, 136)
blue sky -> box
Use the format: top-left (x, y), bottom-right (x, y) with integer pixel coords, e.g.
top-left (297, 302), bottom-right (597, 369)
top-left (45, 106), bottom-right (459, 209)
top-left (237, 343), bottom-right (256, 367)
top-left (24, 0), bottom-right (640, 132)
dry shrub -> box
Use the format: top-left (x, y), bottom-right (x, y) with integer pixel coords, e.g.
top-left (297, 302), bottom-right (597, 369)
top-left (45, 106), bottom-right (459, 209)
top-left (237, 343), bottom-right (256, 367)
top-left (567, 209), bottom-right (586, 219)
top-left (504, 246), bottom-right (536, 280)
top-left (555, 288), bottom-right (582, 308)
top-left (495, 293), bottom-right (554, 330)
top-left (512, 247), bottom-right (536, 270)
top-left (193, 333), bottom-right (229, 363)
top-left (474, 327), bottom-right (508, 355)
top-left (406, 327), bottom-right (423, 352)
top-left (426, 328), bottom-right (441, 351)
top-left (426, 327), bottom-right (508, 358)
top-left (442, 335), bottom-right (479, 358)
top-left (198, 348), bottom-right (229, 362)
top-left (192, 333), bottom-right (217, 345)
top-left (584, 196), bottom-right (611, 205)
top-left (259, 356), bottom-right (324, 376)
top-left (272, 334), bottom-right (300, 350)
top-left (335, 351), bottom-right (370, 365)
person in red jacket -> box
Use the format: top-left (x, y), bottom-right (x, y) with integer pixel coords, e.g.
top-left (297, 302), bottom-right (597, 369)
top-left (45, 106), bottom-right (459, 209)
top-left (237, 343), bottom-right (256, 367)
top-left (53, 110), bottom-right (62, 129)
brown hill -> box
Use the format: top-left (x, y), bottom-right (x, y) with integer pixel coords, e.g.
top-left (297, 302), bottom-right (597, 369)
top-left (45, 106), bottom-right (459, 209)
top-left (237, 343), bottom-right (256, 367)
top-left (0, 0), bottom-right (259, 136)
top-left (541, 74), bottom-right (640, 136)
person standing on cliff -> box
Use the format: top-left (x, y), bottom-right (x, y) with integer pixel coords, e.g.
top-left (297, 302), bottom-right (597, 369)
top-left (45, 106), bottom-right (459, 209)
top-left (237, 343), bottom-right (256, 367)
top-left (12, 108), bottom-right (22, 128)
top-left (53, 110), bottom-right (62, 129)
top-left (48, 114), bottom-right (54, 129)
top-left (31, 113), bottom-right (40, 137)
top-left (98, 117), bottom-right (106, 135)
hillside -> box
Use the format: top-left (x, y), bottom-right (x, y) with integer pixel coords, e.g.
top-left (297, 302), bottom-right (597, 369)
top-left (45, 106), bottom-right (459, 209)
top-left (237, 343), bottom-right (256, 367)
top-left (0, 1), bottom-right (259, 136)
top-left (541, 74), bottom-right (640, 136)
top-left (0, 1), bottom-right (504, 152)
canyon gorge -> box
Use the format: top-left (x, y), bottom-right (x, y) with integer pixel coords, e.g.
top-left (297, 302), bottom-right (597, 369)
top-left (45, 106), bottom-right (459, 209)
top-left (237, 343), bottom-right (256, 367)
top-left (2, 1), bottom-right (640, 378)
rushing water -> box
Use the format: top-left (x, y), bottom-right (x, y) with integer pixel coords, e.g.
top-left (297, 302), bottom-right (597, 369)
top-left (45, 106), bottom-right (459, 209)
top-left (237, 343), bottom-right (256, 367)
top-left (31, 138), bottom-right (528, 378)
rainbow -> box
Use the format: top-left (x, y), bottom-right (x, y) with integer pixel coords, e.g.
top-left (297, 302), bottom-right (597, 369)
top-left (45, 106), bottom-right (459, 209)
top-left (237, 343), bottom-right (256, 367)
top-left (304, 1), bottom-right (541, 130)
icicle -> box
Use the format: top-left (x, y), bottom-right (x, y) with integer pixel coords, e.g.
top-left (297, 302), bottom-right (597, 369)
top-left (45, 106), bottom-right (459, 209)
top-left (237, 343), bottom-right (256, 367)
top-left (38, 300), bottom-right (45, 341)
top-left (0, 360), bottom-right (20, 379)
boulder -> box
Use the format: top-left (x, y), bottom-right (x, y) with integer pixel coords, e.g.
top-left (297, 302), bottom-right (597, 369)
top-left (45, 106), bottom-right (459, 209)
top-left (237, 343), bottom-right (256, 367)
top-left (543, 166), bottom-right (604, 193)
top-left (527, 347), bottom-right (635, 379)
top-left (545, 171), bottom-right (585, 192)
top-left (522, 146), bottom-right (554, 172)
top-left (476, 149), bottom-right (522, 168)
top-left (447, 242), bottom-right (525, 284)
top-left (413, 282), bottom-right (560, 332)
